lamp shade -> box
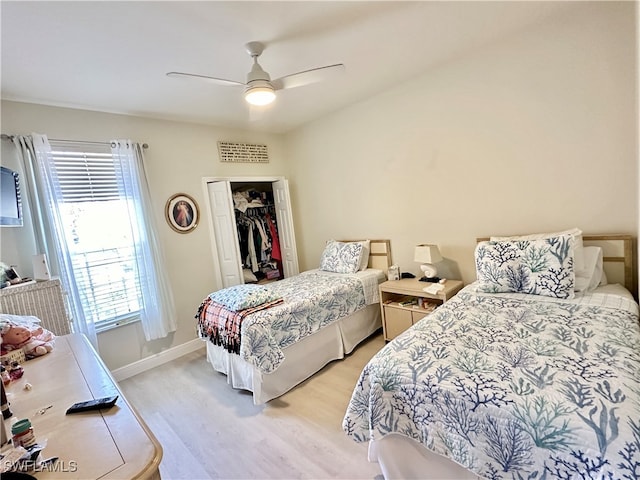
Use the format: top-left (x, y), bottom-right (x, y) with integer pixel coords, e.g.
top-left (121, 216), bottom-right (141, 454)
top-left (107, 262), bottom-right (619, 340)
top-left (414, 244), bottom-right (442, 264)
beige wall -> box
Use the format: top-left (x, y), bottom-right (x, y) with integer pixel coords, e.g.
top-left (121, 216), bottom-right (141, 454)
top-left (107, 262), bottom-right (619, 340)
top-left (286, 1), bottom-right (637, 284)
top-left (0, 1), bottom-right (637, 370)
top-left (0, 101), bottom-right (287, 369)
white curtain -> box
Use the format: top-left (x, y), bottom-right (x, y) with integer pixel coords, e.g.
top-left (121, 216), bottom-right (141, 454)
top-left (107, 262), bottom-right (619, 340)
top-left (15, 134), bottom-right (177, 346)
top-left (111, 140), bottom-right (178, 340)
top-left (12, 136), bottom-right (51, 259)
top-left (26, 133), bottom-right (99, 347)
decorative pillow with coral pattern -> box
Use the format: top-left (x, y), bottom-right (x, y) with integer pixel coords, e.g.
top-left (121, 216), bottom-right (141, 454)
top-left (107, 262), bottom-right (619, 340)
top-left (319, 240), bottom-right (364, 274)
top-left (475, 234), bottom-right (575, 299)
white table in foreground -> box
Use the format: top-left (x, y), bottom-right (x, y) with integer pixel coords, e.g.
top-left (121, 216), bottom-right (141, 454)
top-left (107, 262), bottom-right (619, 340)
top-left (2, 333), bottom-right (162, 479)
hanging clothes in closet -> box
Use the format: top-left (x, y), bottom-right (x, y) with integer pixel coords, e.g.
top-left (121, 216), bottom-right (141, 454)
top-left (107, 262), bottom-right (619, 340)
top-left (233, 189), bottom-right (282, 283)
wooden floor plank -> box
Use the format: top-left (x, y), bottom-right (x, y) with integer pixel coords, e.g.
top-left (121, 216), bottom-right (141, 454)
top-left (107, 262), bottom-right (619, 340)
top-left (119, 332), bottom-right (385, 479)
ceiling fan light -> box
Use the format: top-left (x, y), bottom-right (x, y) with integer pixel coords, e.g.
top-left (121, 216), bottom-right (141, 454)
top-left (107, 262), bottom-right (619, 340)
top-left (245, 84), bottom-right (276, 106)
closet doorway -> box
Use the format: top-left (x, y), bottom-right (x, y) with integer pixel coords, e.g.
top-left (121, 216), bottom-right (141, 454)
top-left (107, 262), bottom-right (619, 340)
top-left (204, 176), bottom-right (299, 289)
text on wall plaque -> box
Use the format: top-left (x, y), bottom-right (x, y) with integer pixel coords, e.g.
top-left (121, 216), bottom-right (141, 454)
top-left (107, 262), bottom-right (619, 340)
top-left (218, 142), bottom-right (269, 163)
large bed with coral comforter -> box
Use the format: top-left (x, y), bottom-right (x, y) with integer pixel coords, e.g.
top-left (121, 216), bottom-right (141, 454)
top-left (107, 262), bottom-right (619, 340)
top-left (343, 232), bottom-right (640, 480)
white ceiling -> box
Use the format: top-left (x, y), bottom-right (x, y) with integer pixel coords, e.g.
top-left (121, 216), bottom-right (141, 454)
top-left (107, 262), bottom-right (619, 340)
top-left (1, 1), bottom-right (574, 134)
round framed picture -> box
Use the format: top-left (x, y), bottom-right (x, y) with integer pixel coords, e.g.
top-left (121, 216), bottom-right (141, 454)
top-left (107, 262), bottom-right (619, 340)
top-left (165, 193), bottom-right (199, 234)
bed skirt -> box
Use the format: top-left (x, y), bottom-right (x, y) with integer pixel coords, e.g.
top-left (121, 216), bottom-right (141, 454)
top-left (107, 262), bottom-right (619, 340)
top-left (368, 435), bottom-right (481, 480)
top-left (205, 303), bottom-right (381, 404)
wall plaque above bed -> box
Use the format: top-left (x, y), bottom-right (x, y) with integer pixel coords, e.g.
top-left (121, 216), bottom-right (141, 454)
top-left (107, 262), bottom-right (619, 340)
top-left (218, 141), bottom-right (269, 163)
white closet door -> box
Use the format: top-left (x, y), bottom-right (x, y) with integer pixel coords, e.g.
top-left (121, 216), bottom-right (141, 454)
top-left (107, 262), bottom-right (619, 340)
top-left (207, 181), bottom-right (243, 288)
top-left (273, 179), bottom-right (299, 278)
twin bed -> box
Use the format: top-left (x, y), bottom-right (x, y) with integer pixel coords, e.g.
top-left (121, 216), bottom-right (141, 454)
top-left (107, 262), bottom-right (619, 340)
top-left (196, 239), bottom-right (391, 405)
top-left (196, 230), bottom-right (639, 479)
top-left (342, 232), bottom-right (640, 479)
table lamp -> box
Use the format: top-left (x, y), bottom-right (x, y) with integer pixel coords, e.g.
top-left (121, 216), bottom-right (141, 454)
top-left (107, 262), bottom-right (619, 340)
top-left (414, 244), bottom-right (442, 282)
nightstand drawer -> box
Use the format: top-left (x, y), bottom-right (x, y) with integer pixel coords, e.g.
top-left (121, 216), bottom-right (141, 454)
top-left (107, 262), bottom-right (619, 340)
top-left (411, 310), bottom-right (429, 323)
top-left (383, 304), bottom-right (436, 340)
top-left (383, 305), bottom-right (413, 339)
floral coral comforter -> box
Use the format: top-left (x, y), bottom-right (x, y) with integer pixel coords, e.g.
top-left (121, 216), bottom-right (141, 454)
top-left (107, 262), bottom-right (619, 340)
top-left (343, 284), bottom-right (640, 479)
top-left (202, 270), bottom-right (382, 374)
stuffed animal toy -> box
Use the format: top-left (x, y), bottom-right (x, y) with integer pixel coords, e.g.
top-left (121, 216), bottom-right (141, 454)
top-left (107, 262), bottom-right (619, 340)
top-left (0, 319), bottom-right (55, 359)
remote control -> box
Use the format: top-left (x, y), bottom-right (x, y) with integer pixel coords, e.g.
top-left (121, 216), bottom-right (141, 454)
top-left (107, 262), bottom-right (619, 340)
top-left (65, 395), bottom-right (118, 414)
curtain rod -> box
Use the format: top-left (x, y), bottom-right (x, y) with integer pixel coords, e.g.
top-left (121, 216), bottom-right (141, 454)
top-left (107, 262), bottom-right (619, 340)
top-left (1, 134), bottom-right (148, 149)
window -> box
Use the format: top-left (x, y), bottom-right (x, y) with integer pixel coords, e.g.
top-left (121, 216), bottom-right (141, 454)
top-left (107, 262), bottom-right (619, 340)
top-left (48, 141), bottom-right (141, 330)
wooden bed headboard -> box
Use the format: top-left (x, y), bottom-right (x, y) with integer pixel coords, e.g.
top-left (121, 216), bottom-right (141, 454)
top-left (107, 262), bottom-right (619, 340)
top-left (476, 234), bottom-right (637, 296)
top-left (339, 239), bottom-right (392, 272)
top-left (582, 234), bottom-right (636, 296)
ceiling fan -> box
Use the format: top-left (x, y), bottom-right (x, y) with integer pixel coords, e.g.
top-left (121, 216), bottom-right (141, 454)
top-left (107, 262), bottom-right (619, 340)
top-left (166, 41), bottom-right (344, 106)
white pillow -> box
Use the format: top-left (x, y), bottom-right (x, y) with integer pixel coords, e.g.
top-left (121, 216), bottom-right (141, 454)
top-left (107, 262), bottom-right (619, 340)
top-left (575, 246), bottom-right (604, 292)
top-left (491, 228), bottom-right (585, 282)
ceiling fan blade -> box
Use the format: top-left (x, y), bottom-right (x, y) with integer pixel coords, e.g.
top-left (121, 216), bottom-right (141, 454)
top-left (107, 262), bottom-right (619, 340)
top-left (166, 71), bottom-right (244, 87)
top-left (271, 63), bottom-right (344, 91)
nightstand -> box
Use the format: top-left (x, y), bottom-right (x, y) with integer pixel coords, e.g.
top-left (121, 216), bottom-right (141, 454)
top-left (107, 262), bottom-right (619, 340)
top-left (379, 278), bottom-right (464, 341)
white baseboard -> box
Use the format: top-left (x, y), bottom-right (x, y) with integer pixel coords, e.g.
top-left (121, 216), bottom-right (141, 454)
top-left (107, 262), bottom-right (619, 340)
top-left (111, 338), bottom-right (205, 382)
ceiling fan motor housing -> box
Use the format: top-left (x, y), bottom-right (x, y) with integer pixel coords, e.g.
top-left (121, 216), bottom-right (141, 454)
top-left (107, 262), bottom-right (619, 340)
top-left (246, 62), bottom-right (271, 84)
top-left (245, 62), bottom-right (276, 105)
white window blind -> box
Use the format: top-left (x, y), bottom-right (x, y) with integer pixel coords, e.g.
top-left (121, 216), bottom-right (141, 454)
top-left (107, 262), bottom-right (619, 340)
top-left (50, 148), bottom-right (119, 202)
top-left (49, 142), bottom-right (142, 329)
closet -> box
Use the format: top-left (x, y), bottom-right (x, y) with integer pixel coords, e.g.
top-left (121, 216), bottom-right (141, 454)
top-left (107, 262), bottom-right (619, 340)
top-left (205, 177), bottom-right (299, 289)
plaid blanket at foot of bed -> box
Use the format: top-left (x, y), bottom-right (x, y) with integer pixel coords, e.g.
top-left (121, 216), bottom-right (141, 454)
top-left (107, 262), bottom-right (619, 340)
top-left (196, 296), bottom-right (284, 354)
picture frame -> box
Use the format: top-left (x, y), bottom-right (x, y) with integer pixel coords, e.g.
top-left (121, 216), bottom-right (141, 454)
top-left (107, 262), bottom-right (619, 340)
top-left (165, 193), bottom-right (199, 234)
